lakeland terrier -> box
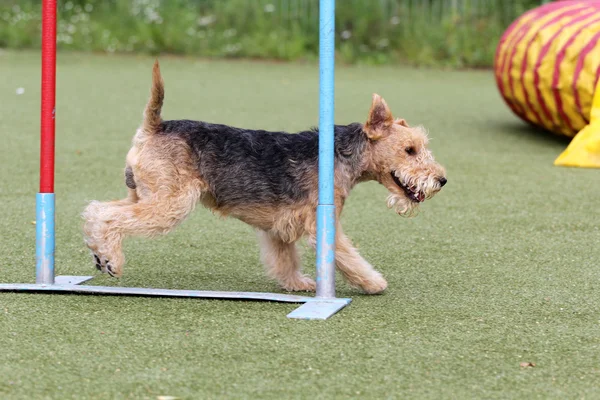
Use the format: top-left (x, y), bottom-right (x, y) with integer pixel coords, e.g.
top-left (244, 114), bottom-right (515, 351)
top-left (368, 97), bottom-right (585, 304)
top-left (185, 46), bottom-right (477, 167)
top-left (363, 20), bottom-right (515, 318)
top-left (82, 61), bottom-right (447, 294)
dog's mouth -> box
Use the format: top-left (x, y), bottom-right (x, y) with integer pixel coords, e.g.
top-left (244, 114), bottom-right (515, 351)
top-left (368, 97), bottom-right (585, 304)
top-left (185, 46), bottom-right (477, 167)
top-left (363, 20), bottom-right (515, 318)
top-left (390, 171), bottom-right (424, 203)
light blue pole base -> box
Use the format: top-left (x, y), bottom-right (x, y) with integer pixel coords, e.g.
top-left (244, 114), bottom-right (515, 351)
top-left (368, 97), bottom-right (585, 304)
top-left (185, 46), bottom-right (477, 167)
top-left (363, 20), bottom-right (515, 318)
top-left (316, 204), bottom-right (336, 298)
top-left (287, 297), bottom-right (351, 320)
top-left (36, 193), bottom-right (55, 284)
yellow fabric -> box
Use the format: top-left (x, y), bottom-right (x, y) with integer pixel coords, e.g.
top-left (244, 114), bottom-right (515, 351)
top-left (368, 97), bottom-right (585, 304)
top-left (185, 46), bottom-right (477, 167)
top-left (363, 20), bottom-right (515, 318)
top-left (555, 78), bottom-right (600, 167)
top-left (496, 9), bottom-right (542, 89)
top-left (578, 34), bottom-right (600, 121)
top-left (495, 1), bottom-right (600, 168)
top-left (499, 4), bottom-right (584, 125)
top-left (508, 9), bottom-right (561, 123)
top-left (512, 5), bottom-right (592, 131)
top-left (557, 19), bottom-right (600, 133)
top-left (545, 12), bottom-right (600, 135)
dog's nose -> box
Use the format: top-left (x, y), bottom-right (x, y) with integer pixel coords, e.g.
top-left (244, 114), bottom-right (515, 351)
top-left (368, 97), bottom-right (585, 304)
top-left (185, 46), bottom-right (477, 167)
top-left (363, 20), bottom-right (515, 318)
top-left (439, 177), bottom-right (447, 187)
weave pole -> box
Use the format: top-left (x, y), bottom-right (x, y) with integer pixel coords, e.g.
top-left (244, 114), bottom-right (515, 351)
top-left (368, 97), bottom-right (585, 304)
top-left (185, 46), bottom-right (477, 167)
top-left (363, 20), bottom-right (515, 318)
top-left (36, 0), bottom-right (57, 284)
top-left (287, 0), bottom-right (350, 319)
top-left (2, 0), bottom-right (349, 319)
top-left (315, 0), bottom-right (336, 299)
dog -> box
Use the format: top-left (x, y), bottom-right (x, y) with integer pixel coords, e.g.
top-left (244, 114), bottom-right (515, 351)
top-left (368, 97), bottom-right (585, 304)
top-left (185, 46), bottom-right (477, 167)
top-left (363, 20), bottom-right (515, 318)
top-left (83, 61), bottom-right (447, 294)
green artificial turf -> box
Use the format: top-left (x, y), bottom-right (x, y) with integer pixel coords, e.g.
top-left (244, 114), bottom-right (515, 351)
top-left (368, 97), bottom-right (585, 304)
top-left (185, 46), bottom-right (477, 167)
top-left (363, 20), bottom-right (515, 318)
top-left (1, 51), bottom-right (599, 399)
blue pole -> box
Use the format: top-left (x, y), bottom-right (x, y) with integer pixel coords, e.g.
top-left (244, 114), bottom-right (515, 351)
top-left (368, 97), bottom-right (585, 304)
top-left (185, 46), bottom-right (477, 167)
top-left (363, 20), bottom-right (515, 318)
top-left (316, 0), bottom-right (336, 299)
top-left (36, 193), bottom-right (55, 284)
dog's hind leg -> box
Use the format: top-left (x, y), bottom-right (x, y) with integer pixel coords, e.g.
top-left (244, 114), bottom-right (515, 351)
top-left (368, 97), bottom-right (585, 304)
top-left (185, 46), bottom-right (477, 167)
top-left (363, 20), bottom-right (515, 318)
top-left (83, 184), bottom-right (201, 277)
top-left (258, 231), bottom-right (316, 292)
top-left (83, 137), bottom-right (203, 277)
top-left (83, 186), bottom-right (138, 273)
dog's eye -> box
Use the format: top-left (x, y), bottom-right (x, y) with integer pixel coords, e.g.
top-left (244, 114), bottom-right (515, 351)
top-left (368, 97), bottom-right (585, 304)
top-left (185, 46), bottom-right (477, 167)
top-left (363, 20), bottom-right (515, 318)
top-left (405, 147), bottom-right (416, 156)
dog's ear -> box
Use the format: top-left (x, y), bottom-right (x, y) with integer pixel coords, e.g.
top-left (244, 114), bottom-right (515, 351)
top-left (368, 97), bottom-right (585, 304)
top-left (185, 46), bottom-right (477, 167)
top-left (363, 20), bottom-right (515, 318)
top-left (364, 93), bottom-right (394, 140)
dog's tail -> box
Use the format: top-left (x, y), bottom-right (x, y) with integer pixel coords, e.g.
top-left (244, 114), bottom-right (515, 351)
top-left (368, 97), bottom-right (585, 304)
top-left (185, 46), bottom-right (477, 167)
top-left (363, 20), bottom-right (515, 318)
top-left (142, 60), bottom-right (164, 134)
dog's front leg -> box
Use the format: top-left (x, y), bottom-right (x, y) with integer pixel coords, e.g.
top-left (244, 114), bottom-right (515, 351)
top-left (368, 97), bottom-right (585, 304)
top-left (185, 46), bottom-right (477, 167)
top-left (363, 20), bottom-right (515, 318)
top-left (333, 225), bottom-right (388, 294)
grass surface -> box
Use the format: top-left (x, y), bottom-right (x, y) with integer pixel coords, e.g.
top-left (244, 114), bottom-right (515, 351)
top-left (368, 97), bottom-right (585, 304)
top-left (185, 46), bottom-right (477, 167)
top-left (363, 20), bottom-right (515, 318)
top-left (1, 51), bottom-right (599, 399)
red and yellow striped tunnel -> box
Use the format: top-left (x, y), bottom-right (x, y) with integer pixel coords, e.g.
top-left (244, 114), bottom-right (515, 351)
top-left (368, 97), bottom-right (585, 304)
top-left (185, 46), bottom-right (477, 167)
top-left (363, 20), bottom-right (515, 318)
top-left (495, 0), bottom-right (600, 168)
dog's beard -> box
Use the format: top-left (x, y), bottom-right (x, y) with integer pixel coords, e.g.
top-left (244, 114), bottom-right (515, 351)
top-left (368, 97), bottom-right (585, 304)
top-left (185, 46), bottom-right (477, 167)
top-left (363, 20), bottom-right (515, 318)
top-left (387, 175), bottom-right (442, 217)
top-left (387, 193), bottom-right (420, 217)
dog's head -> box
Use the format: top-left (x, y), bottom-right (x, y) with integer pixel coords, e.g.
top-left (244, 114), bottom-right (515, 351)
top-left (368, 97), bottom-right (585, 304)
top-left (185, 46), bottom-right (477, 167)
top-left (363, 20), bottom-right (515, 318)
top-left (363, 94), bottom-right (447, 217)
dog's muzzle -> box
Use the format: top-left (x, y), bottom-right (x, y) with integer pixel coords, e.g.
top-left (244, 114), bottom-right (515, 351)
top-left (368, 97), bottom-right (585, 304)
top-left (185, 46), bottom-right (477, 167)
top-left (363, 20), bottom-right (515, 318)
top-left (390, 171), bottom-right (425, 203)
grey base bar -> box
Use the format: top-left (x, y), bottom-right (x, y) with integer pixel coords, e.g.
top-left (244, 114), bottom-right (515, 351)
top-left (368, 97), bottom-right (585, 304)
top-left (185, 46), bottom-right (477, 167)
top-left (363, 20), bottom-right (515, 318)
top-left (0, 275), bottom-right (351, 319)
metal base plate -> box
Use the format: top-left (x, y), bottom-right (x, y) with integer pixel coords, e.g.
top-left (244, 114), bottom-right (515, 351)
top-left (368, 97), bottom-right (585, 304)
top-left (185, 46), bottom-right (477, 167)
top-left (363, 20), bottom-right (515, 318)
top-left (0, 275), bottom-right (351, 319)
top-left (0, 279), bottom-right (310, 302)
top-left (287, 298), bottom-right (352, 320)
top-left (54, 275), bottom-right (94, 285)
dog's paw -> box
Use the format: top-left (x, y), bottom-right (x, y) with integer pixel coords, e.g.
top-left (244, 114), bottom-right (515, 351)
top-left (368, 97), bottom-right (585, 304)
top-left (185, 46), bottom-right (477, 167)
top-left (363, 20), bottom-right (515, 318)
top-left (359, 272), bottom-right (388, 294)
top-left (281, 275), bottom-right (316, 292)
top-left (91, 253), bottom-right (122, 278)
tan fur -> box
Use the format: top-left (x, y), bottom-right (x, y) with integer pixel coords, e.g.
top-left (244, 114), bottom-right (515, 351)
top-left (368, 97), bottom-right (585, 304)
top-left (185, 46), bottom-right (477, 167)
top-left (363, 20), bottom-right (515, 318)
top-left (258, 231), bottom-right (315, 292)
top-left (83, 68), bottom-right (446, 293)
top-left (142, 60), bottom-right (164, 134)
top-left (333, 225), bottom-right (388, 294)
top-left (83, 134), bottom-right (204, 277)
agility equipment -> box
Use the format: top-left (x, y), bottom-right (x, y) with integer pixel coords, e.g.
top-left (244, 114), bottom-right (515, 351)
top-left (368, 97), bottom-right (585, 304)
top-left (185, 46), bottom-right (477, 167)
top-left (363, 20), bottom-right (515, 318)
top-left (0, 0), bottom-right (350, 320)
top-left (495, 0), bottom-right (600, 168)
